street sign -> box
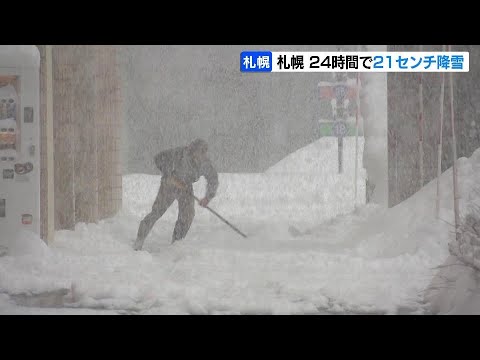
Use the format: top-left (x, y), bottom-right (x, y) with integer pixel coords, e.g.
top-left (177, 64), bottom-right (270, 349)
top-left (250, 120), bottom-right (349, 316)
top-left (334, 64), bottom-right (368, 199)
top-left (332, 121), bottom-right (348, 137)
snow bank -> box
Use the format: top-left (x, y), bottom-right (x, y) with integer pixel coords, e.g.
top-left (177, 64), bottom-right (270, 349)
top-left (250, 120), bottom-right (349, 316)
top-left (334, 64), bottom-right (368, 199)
top-left (123, 172), bottom-right (366, 226)
top-left (423, 148), bottom-right (480, 314)
top-left (123, 137), bottom-right (367, 226)
top-left (6, 230), bottom-right (51, 258)
top-left (423, 255), bottom-right (480, 314)
top-left (266, 137), bottom-right (365, 175)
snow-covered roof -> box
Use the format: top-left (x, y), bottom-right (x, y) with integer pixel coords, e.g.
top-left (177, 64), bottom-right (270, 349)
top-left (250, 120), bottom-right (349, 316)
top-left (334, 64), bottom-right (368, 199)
top-left (0, 46), bottom-right (40, 69)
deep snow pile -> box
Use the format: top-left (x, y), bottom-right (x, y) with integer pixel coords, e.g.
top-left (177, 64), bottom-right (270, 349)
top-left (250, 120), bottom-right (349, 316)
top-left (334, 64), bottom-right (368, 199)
top-left (424, 148), bottom-right (480, 314)
top-left (124, 137), bottom-right (366, 227)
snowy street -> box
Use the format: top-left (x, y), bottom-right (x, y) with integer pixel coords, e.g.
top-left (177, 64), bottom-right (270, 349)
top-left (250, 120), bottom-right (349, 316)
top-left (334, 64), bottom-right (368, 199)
top-left (0, 198), bottom-right (445, 315)
top-left (1, 138), bottom-right (471, 315)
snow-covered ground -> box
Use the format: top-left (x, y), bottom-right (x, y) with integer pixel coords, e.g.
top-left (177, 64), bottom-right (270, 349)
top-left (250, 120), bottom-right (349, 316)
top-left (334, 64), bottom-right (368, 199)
top-left (1, 138), bottom-right (478, 314)
top-left (424, 148), bottom-right (480, 314)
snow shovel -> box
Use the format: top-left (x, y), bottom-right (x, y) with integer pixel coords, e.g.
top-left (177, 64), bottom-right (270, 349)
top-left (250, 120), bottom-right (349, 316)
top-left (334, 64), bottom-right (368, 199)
top-left (170, 177), bottom-right (248, 239)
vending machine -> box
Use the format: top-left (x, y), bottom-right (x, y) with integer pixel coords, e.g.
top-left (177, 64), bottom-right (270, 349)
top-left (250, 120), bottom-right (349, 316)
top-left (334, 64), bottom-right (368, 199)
top-left (0, 46), bottom-right (40, 249)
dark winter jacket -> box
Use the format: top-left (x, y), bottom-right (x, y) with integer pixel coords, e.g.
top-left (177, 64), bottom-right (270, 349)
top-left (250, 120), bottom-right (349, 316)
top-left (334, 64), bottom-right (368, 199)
top-left (154, 145), bottom-right (219, 201)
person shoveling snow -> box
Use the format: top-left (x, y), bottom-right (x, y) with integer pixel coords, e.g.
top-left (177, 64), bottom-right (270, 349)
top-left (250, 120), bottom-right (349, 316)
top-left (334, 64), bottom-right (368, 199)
top-left (133, 138), bottom-right (219, 250)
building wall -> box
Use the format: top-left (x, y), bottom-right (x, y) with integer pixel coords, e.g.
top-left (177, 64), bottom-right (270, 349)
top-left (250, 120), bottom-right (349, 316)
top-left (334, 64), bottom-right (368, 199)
top-left (38, 45), bottom-right (123, 237)
top-left (38, 45), bottom-right (48, 240)
top-left (361, 45), bottom-right (389, 207)
top-left (387, 45), bottom-right (480, 207)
